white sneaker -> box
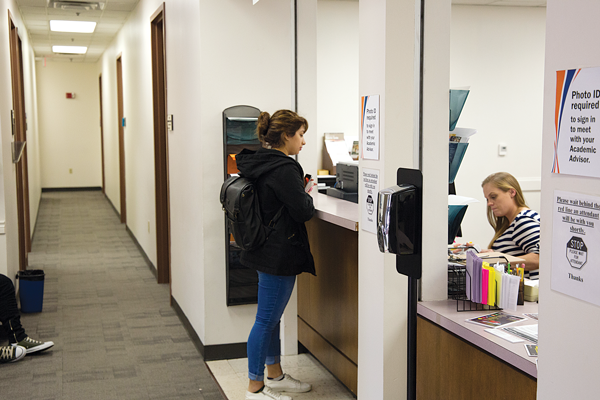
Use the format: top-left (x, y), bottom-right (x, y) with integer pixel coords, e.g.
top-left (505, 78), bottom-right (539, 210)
top-left (266, 373), bottom-right (312, 393)
top-left (0, 345), bottom-right (26, 363)
top-left (11, 336), bottom-right (54, 354)
top-left (245, 386), bottom-right (292, 400)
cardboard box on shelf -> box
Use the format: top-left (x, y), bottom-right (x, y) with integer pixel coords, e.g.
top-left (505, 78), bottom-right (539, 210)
top-left (322, 132), bottom-right (353, 175)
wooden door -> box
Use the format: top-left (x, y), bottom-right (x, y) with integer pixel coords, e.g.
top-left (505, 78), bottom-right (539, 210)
top-left (116, 56), bottom-right (126, 223)
top-left (151, 3), bottom-right (170, 285)
top-left (99, 75), bottom-right (105, 193)
top-left (8, 14), bottom-right (31, 270)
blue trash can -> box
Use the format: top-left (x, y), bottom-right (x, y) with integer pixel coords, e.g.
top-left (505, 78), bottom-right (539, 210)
top-left (18, 269), bottom-right (45, 313)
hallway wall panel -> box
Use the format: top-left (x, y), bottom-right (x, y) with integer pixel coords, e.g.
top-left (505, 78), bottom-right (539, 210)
top-left (97, 0), bottom-right (299, 347)
top-left (36, 62), bottom-right (102, 189)
top-left (0, 1), bottom-right (41, 279)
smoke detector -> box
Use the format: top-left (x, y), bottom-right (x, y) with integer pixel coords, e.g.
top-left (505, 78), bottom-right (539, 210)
top-left (47, 1), bottom-right (106, 11)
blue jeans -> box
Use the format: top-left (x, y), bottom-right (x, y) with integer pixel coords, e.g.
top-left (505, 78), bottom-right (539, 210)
top-left (247, 271), bottom-right (296, 381)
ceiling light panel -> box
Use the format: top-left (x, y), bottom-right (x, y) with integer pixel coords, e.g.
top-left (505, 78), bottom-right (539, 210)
top-left (52, 45), bottom-right (88, 54)
top-left (50, 20), bottom-right (97, 33)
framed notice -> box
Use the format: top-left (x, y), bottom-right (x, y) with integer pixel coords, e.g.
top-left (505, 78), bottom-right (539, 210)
top-left (553, 67), bottom-right (600, 178)
top-left (551, 190), bottom-right (600, 306)
top-left (360, 95), bottom-right (380, 160)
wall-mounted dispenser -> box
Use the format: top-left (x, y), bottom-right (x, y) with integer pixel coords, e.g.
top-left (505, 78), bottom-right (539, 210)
top-left (376, 167), bottom-right (422, 400)
top-left (377, 168), bottom-right (422, 278)
top-left (377, 184), bottom-right (417, 255)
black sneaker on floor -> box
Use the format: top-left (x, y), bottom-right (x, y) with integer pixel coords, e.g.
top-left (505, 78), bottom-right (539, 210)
top-left (12, 337), bottom-right (54, 354)
top-left (0, 345), bottom-right (26, 363)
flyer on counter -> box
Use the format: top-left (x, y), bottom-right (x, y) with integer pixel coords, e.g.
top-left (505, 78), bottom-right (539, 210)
top-left (465, 311), bottom-right (526, 328)
top-left (524, 344), bottom-right (539, 357)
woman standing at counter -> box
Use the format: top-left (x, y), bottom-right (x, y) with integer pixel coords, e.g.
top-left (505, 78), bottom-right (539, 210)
top-left (481, 172), bottom-right (540, 279)
top-left (236, 110), bottom-right (315, 400)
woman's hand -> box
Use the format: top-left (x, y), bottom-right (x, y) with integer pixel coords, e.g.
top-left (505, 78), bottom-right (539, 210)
top-left (305, 179), bottom-right (316, 193)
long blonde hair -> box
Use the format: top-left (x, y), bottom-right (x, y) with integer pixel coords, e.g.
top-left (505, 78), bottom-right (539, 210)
top-left (482, 172), bottom-right (528, 249)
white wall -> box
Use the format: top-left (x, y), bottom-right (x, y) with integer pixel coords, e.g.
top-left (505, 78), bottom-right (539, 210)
top-left (98, 0), bottom-right (161, 273)
top-left (449, 5), bottom-right (546, 248)
top-left (97, 0), bottom-right (300, 347)
top-left (36, 61), bottom-right (101, 189)
top-left (538, 1), bottom-right (600, 398)
top-left (316, 0), bottom-right (359, 164)
top-left (0, 1), bottom-right (41, 279)
top-left (358, 0), bottom-right (450, 397)
top-left (197, 0), bottom-right (296, 346)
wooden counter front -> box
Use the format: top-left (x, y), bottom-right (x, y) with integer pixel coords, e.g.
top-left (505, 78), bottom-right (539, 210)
top-left (417, 300), bottom-right (538, 400)
top-left (298, 195), bottom-right (359, 395)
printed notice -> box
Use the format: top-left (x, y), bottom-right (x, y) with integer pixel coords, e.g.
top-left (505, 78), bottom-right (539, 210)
top-left (360, 95), bottom-right (380, 161)
top-left (553, 67), bottom-right (600, 178)
top-left (551, 190), bottom-right (600, 306)
top-left (361, 168), bottom-right (379, 234)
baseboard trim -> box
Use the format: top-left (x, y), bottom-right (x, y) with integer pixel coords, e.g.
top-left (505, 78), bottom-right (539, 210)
top-left (42, 186), bottom-right (102, 192)
top-left (104, 193), bottom-right (121, 220)
top-left (125, 226), bottom-right (157, 279)
top-left (171, 295), bottom-right (249, 361)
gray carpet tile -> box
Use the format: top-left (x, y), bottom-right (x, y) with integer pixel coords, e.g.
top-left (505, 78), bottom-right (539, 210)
top-left (0, 191), bottom-right (225, 400)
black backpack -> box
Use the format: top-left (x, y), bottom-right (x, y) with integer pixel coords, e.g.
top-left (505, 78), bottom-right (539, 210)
top-left (220, 175), bottom-right (283, 251)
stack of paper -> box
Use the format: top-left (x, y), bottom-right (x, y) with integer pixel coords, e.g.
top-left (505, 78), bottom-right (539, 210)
top-left (464, 251), bottom-right (521, 310)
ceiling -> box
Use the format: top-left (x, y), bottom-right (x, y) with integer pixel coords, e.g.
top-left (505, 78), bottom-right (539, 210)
top-left (15, 0), bottom-right (139, 63)
top-left (15, 0), bottom-right (545, 64)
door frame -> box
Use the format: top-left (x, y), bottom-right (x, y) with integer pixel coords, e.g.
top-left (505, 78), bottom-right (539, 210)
top-left (151, 3), bottom-right (171, 285)
top-left (99, 75), bottom-right (106, 193)
top-left (116, 55), bottom-right (126, 223)
top-left (8, 12), bottom-right (31, 270)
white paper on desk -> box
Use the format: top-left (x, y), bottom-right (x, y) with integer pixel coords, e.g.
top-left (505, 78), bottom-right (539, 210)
top-left (504, 274), bottom-right (520, 312)
top-left (485, 328), bottom-right (524, 343)
top-left (448, 195), bottom-right (479, 206)
top-left (325, 140), bottom-right (353, 165)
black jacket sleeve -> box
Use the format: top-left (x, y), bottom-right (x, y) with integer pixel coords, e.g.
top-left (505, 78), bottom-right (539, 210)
top-left (267, 163), bottom-right (314, 223)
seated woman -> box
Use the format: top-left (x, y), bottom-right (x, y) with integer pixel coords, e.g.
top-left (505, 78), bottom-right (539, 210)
top-left (481, 172), bottom-right (540, 279)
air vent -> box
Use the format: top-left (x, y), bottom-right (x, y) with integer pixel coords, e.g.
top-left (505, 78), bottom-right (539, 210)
top-left (47, 1), bottom-right (105, 11)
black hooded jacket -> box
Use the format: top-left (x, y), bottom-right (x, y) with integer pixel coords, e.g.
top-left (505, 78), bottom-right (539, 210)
top-left (235, 147), bottom-right (316, 276)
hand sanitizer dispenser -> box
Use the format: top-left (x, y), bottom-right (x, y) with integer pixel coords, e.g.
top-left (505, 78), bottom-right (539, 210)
top-left (376, 167), bottom-right (423, 400)
top-left (376, 168), bottom-right (422, 279)
top-left (377, 184), bottom-right (418, 255)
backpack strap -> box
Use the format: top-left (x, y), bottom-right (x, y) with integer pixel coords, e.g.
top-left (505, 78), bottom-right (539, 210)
top-left (267, 206), bottom-right (285, 228)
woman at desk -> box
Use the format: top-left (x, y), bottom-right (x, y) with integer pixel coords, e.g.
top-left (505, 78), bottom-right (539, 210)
top-left (481, 172), bottom-right (540, 279)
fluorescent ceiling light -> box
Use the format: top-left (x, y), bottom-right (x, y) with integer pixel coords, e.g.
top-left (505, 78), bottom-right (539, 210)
top-left (50, 20), bottom-right (96, 33)
top-left (52, 45), bottom-right (87, 54)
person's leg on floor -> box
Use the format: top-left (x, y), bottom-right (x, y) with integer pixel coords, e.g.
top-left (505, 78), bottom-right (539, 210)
top-left (0, 274), bottom-right (26, 344)
top-left (247, 272), bottom-right (296, 398)
top-left (0, 273), bottom-right (54, 354)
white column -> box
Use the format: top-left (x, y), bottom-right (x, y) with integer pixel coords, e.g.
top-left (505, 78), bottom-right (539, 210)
top-left (358, 0), bottom-right (450, 398)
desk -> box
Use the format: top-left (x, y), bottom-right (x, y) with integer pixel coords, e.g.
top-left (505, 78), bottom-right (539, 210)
top-left (297, 193), bottom-right (359, 394)
top-left (417, 300), bottom-right (538, 399)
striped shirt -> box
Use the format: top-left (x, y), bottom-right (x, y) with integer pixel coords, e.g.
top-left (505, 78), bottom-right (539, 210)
top-left (492, 209), bottom-right (540, 280)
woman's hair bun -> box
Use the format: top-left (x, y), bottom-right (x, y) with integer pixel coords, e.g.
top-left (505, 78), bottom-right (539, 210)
top-left (256, 111), bottom-right (271, 142)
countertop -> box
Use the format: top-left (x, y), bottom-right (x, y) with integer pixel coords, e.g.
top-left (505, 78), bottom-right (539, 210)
top-left (311, 192), bottom-right (359, 231)
top-left (417, 299), bottom-right (538, 378)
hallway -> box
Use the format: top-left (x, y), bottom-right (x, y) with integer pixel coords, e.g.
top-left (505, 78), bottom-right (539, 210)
top-left (0, 191), bottom-right (224, 399)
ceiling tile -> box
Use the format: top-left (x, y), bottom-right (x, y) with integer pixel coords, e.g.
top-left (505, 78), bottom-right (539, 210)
top-left (105, 2), bottom-right (137, 12)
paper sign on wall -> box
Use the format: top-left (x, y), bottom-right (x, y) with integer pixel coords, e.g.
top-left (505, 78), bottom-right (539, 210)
top-left (551, 190), bottom-right (600, 306)
top-left (361, 168), bottom-right (379, 234)
top-left (553, 67), bottom-right (600, 178)
top-left (360, 95), bottom-right (380, 160)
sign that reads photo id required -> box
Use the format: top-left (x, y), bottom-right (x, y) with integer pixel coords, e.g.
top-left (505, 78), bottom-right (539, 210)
top-left (361, 95), bottom-right (380, 160)
top-left (361, 168), bottom-right (379, 234)
top-left (552, 190), bottom-right (600, 307)
top-left (553, 67), bottom-right (600, 178)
